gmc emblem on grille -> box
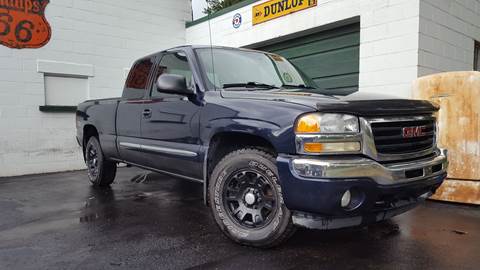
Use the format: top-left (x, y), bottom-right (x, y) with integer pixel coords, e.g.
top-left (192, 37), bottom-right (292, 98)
top-left (402, 126), bottom-right (427, 138)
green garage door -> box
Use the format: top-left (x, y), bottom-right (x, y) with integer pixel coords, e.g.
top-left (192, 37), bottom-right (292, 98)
top-left (257, 23), bottom-right (360, 95)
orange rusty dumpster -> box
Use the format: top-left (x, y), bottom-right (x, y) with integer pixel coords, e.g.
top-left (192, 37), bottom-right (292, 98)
top-left (413, 71), bottom-right (480, 205)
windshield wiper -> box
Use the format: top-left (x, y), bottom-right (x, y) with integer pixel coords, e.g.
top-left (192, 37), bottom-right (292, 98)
top-left (223, 82), bottom-right (280, 90)
top-left (281, 84), bottom-right (315, 89)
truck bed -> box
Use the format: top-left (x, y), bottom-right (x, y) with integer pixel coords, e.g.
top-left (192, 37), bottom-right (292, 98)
top-left (77, 98), bottom-right (122, 160)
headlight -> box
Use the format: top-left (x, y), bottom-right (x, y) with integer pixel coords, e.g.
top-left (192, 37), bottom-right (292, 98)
top-left (295, 113), bottom-right (359, 134)
top-left (295, 113), bottom-right (361, 154)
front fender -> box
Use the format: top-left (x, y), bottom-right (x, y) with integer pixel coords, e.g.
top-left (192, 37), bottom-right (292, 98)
top-left (203, 117), bottom-right (296, 154)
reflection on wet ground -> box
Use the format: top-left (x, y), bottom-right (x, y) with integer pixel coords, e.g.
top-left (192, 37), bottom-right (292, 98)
top-left (0, 167), bottom-right (479, 270)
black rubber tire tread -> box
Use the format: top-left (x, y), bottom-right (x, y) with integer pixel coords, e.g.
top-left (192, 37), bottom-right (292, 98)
top-left (209, 147), bottom-right (296, 248)
top-left (86, 136), bottom-right (116, 187)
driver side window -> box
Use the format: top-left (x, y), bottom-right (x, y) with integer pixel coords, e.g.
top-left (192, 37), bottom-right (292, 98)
top-left (151, 52), bottom-right (193, 98)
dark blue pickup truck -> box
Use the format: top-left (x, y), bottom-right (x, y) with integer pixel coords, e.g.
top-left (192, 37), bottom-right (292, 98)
top-left (76, 46), bottom-right (448, 247)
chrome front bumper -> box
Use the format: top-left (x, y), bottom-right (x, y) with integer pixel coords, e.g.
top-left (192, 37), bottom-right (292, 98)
top-left (290, 149), bottom-right (448, 185)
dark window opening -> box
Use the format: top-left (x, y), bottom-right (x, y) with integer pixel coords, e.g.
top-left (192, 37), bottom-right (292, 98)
top-left (474, 41), bottom-right (480, 71)
top-left (123, 57), bottom-right (155, 99)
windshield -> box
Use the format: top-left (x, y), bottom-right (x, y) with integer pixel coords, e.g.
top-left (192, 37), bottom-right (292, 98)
top-left (195, 48), bottom-right (319, 91)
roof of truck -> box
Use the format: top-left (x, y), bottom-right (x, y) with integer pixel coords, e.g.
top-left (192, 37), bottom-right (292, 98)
top-left (136, 45), bottom-right (270, 63)
top-left (168, 45), bottom-right (263, 53)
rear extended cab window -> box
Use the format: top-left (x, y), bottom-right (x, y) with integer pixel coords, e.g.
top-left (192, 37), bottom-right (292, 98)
top-left (123, 57), bottom-right (155, 99)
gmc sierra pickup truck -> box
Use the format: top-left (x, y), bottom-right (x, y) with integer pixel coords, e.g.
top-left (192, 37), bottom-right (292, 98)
top-left (76, 46), bottom-right (448, 247)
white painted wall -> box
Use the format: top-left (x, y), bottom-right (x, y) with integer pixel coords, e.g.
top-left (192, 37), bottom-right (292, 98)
top-left (186, 0), bottom-right (480, 97)
top-left (0, 0), bottom-right (191, 177)
top-left (418, 0), bottom-right (480, 76)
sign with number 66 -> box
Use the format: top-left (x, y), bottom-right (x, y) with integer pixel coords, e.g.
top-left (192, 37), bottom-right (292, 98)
top-left (0, 0), bottom-right (51, 49)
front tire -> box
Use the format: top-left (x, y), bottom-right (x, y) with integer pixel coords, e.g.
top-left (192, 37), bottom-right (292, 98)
top-left (209, 148), bottom-right (296, 248)
top-left (85, 136), bottom-right (116, 187)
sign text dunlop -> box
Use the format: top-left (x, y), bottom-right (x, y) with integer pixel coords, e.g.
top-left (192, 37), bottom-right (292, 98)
top-left (252, 0), bottom-right (317, 25)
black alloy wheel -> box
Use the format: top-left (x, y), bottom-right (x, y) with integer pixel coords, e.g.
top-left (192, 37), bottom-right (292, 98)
top-left (209, 148), bottom-right (296, 248)
top-left (223, 170), bottom-right (277, 229)
top-left (86, 144), bottom-right (100, 179)
top-left (85, 136), bottom-right (116, 187)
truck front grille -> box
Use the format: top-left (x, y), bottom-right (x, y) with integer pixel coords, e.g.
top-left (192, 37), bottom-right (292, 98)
top-left (371, 119), bottom-right (436, 154)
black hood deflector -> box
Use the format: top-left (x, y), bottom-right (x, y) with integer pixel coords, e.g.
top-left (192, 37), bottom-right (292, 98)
top-left (221, 90), bottom-right (438, 117)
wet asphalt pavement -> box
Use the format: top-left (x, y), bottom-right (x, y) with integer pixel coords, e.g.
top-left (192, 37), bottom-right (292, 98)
top-left (0, 167), bottom-right (479, 270)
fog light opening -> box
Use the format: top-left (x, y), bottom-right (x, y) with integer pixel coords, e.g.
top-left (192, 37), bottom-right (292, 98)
top-left (340, 188), bottom-right (364, 211)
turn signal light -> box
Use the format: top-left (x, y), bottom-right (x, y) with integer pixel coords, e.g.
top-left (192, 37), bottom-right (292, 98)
top-left (303, 142), bottom-right (361, 154)
top-left (303, 143), bottom-right (323, 153)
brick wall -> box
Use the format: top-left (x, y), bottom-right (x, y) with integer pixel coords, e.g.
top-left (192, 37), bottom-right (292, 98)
top-left (418, 0), bottom-right (480, 76)
top-left (0, 0), bottom-right (191, 177)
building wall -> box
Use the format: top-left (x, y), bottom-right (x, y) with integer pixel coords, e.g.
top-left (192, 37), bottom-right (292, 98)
top-left (186, 0), bottom-right (480, 97)
top-left (0, 0), bottom-right (191, 177)
top-left (418, 0), bottom-right (480, 76)
top-left (186, 0), bottom-right (422, 98)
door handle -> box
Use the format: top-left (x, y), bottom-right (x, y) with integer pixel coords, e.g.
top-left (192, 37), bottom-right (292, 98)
top-left (142, 109), bottom-right (152, 118)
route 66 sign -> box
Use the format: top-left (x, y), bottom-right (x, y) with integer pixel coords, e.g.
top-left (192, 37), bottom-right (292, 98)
top-left (0, 0), bottom-right (51, 49)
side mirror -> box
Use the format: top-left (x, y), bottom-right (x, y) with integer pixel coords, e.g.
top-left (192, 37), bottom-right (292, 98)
top-left (156, 74), bottom-right (194, 96)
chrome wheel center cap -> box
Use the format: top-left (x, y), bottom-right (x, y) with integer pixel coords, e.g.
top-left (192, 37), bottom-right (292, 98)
top-left (244, 192), bottom-right (256, 205)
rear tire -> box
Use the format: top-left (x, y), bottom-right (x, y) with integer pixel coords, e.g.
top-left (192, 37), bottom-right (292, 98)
top-left (85, 136), bottom-right (116, 187)
top-left (209, 148), bottom-right (296, 248)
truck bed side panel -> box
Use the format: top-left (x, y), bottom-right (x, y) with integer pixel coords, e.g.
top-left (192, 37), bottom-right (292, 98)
top-left (77, 99), bottom-right (120, 160)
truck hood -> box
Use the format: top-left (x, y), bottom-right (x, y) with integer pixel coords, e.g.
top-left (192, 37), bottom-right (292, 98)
top-left (220, 90), bottom-right (438, 116)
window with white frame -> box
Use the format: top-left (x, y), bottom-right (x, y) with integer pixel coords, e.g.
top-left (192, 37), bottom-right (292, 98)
top-left (37, 60), bottom-right (94, 109)
top-left (44, 75), bottom-right (88, 106)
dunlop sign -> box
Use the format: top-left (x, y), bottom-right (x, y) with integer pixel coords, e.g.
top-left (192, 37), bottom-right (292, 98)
top-left (253, 0), bottom-right (317, 25)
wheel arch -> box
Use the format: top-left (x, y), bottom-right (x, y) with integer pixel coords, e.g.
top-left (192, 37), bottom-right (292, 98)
top-left (204, 130), bottom-right (278, 205)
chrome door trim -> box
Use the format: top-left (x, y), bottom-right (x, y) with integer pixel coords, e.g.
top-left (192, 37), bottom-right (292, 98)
top-left (141, 145), bottom-right (198, 157)
top-left (119, 142), bottom-right (198, 157)
top-left (119, 142), bottom-right (142, 150)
